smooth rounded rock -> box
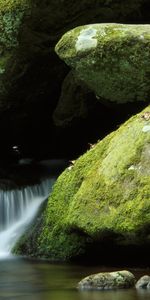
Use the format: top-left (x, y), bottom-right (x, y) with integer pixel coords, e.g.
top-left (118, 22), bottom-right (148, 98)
top-left (136, 275), bottom-right (150, 289)
top-left (55, 23), bottom-right (150, 104)
top-left (77, 270), bottom-right (136, 290)
top-left (1, 1), bottom-right (147, 109)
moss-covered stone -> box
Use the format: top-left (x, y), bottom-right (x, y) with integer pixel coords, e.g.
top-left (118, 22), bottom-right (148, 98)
top-left (15, 105), bottom-right (150, 260)
top-left (0, 0), bottom-right (150, 153)
top-left (55, 23), bottom-right (150, 104)
top-left (0, 0), bottom-right (149, 108)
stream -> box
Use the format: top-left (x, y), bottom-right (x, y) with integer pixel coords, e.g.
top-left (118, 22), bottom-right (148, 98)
top-left (0, 162), bottom-right (149, 300)
top-left (0, 177), bottom-right (55, 257)
top-left (0, 258), bottom-right (149, 300)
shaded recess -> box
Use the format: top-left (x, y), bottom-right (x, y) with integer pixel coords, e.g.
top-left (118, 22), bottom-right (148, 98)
top-left (0, 0), bottom-right (150, 163)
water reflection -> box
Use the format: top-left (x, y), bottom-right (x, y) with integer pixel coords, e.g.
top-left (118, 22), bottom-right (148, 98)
top-left (0, 257), bottom-right (149, 300)
top-left (0, 257), bottom-right (42, 299)
top-left (78, 290), bottom-right (138, 300)
top-left (136, 290), bottom-right (150, 300)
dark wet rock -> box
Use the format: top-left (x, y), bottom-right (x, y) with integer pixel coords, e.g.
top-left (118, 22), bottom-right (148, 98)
top-left (53, 71), bottom-right (94, 127)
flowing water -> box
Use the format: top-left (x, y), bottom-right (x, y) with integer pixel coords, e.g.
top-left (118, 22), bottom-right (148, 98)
top-left (0, 258), bottom-right (149, 300)
top-left (0, 166), bottom-right (149, 300)
top-left (0, 177), bottom-right (55, 257)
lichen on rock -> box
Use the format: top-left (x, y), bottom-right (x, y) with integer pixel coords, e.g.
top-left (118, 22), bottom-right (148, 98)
top-left (75, 28), bottom-right (98, 52)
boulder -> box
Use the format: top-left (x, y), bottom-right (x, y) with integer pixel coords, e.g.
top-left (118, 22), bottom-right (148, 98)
top-left (0, 0), bottom-right (150, 156)
top-left (55, 23), bottom-right (150, 104)
top-left (136, 275), bottom-right (150, 289)
top-left (53, 71), bottom-right (93, 127)
top-left (78, 270), bottom-right (135, 290)
top-left (0, 0), bottom-right (149, 140)
top-left (14, 105), bottom-right (150, 261)
top-left (1, 1), bottom-right (148, 110)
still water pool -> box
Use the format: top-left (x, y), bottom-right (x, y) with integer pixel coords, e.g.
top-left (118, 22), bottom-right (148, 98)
top-left (0, 257), bottom-right (149, 300)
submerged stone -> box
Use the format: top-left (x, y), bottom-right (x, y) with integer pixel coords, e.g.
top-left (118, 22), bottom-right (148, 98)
top-left (78, 270), bottom-right (135, 290)
top-left (55, 23), bottom-right (150, 104)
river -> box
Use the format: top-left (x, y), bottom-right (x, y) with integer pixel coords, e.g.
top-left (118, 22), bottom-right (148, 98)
top-left (0, 257), bottom-right (149, 300)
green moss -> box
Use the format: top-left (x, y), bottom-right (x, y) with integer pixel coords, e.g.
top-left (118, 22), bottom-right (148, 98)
top-left (14, 105), bottom-right (150, 260)
top-left (0, 0), bottom-right (31, 102)
top-left (55, 24), bottom-right (150, 104)
top-left (0, 0), bottom-right (27, 10)
top-left (38, 105), bottom-right (150, 255)
top-left (0, 0), bottom-right (148, 109)
top-left (0, 52), bottom-right (11, 73)
top-left (0, 0), bottom-right (30, 50)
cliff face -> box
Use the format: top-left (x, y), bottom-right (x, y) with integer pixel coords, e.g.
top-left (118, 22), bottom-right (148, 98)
top-left (14, 105), bottom-right (150, 262)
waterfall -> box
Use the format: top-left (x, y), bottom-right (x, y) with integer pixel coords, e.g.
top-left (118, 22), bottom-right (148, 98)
top-left (0, 177), bottom-right (55, 258)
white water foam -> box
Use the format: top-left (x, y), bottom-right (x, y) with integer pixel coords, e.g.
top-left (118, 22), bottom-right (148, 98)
top-left (0, 178), bottom-right (55, 258)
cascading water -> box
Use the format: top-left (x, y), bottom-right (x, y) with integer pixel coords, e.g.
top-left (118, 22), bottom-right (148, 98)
top-left (0, 177), bottom-right (55, 258)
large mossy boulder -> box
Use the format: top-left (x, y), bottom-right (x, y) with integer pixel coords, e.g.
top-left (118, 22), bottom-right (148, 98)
top-left (14, 105), bottom-right (150, 261)
top-left (55, 23), bottom-right (150, 104)
top-left (0, 0), bottom-right (149, 110)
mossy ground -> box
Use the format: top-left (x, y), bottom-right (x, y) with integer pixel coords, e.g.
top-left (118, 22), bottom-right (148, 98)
top-left (14, 105), bottom-right (150, 260)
